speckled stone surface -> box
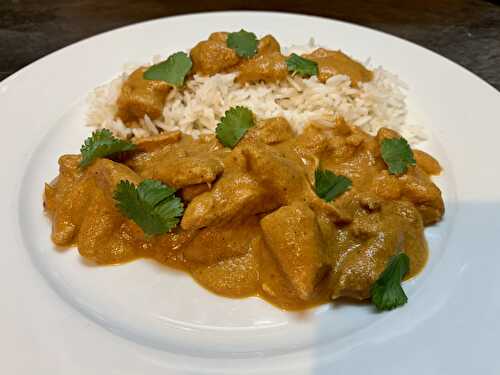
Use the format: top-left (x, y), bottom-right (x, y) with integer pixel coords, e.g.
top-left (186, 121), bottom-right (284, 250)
top-left (1, 0), bottom-right (499, 89)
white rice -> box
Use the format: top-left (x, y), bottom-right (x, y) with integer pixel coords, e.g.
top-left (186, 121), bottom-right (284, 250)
top-left (86, 44), bottom-right (425, 143)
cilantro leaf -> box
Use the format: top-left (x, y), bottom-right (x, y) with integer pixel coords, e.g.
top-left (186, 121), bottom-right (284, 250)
top-left (371, 253), bottom-right (410, 311)
top-left (216, 106), bottom-right (255, 148)
top-left (143, 52), bottom-right (192, 87)
top-left (80, 129), bottom-right (135, 168)
top-left (286, 53), bottom-right (318, 77)
top-left (314, 169), bottom-right (352, 202)
top-left (114, 179), bottom-right (184, 236)
top-left (380, 137), bottom-right (416, 175)
top-left (227, 30), bottom-right (258, 58)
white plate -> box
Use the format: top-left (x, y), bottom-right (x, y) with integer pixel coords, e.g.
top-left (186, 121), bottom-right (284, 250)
top-left (1, 11), bottom-right (499, 374)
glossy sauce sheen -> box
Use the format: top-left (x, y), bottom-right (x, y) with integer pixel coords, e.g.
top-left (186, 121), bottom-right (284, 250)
top-left (44, 117), bottom-right (444, 310)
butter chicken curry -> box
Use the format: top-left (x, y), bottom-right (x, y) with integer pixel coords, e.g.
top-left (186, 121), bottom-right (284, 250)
top-left (43, 30), bottom-right (444, 311)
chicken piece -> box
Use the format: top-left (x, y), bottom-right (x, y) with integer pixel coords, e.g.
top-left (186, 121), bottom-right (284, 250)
top-left (190, 240), bottom-right (259, 298)
top-left (116, 67), bottom-right (171, 124)
top-left (399, 167), bottom-right (444, 225)
top-left (90, 158), bottom-right (142, 192)
top-left (237, 52), bottom-right (288, 84)
top-left (44, 155), bottom-right (82, 245)
top-left (300, 119), bottom-right (365, 166)
top-left (48, 157), bottom-right (141, 248)
top-left (49, 178), bottom-right (95, 246)
top-left (133, 131), bottom-right (182, 152)
top-left (257, 236), bottom-right (306, 309)
top-left (257, 35), bottom-right (281, 54)
top-left (190, 32), bottom-right (240, 75)
top-left (375, 127), bottom-right (400, 143)
top-left (236, 35), bottom-right (287, 84)
top-left (128, 133), bottom-right (225, 189)
top-left (260, 202), bottom-right (329, 300)
top-left (181, 173), bottom-right (277, 230)
top-left (242, 143), bottom-right (308, 205)
top-left (413, 149), bottom-right (442, 175)
top-left (295, 123), bottom-right (331, 156)
top-left (144, 156), bottom-right (224, 188)
top-left (331, 116), bottom-right (353, 136)
top-left (358, 192), bottom-right (383, 212)
top-left (329, 201), bottom-right (427, 299)
top-left (183, 216), bottom-right (260, 264)
top-left (372, 170), bottom-right (402, 200)
top-left (75, 160), bottom-right (144, 263)
top-left (46, 155), bottom-right (95, 245)
top-left (43, 183), bottom-right (57, 212)
top-left (303, 48), bottom-right (372, 86)
top-left (246, 117), bottom-right (294, 145)
top-left (77, 188), bottom-right (139, 264)
top-left (243, 142), bottom-right (352, 223)
top-left (180, 183), bottom-right (211, 202)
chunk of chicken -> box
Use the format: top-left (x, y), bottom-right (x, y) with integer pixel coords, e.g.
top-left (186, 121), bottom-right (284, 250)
top-left (144, 156), bottom-right (224, 188)
top-left (45, 155), bottom-right (86, 245)
top-left (242, 142), bottom-right (352, 223)
top-left (77, 188), bottom-right (138, 264)
top-left (413, 149), bottom-right (442, 175)
top-left (246, 117), bottom-right (294, 145)
top-left (303, 48), bottom-right (373, 87)
top-left (48, 157), bottom-right (141, 250)
top-left (133, 131), bottom-right (182, 152)
top-left (90, 158), bottom-right (142, 192)
top-left (241, 143), bottom-right (308, 205)
top-left (257, 237), bottom-right (304, 309)
top-left (329, 201), bottom-right (427, 299)
top-left (128, 133), bottom-right (225, 188)
top-left (236, 35), bottom-right (288, 83)
top-left (116, 67), bottom-right (171, 124)
top-left (256, 35), bottom-right (281, 54)
top-left (237, 52), bottom-right (288, 84)
top-left (181, 173), bottom-right (277, 230)
top-left (190, 32), bottom-right (240, 75)
top-left (180, 183), bottom-right (211, 202)
top-left (260, 202), bottom-right (328, 300)
top-left (399, 167), bottom-right (444, 225)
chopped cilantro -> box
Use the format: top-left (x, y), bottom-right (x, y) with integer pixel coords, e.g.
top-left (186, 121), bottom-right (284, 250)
top-left (286, 53), bottom-right (318, 77)
top-left (227, 30), bottom-right (258, 58)
top-left (80, 129), bottom-right (135, 168)
top-left (143, 52), bottom-right (192, 87)
top-left (314, 169), bottom-right (352, 202)
top-left (371, 253), bottom-right (410, 311)
top-left (114, 179), bottom-right (184, 236)
top-left (380, 137), bottom-right (416, 175)
top-left (215, 106), bottom-right (255, 148)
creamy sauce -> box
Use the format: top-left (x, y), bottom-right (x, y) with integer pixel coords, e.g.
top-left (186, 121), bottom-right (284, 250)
top-left (44, 117), bottom-right (443, 310)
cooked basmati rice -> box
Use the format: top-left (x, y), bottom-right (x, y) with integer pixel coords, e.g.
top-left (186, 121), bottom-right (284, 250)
top-left (86, 45), bottom-right (425, 144)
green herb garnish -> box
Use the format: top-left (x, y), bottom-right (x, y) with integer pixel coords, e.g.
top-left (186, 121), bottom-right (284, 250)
top-left (380, 137), bottom-right (416, 175)
top-left (286, 53), bottom-right (318, 77)
top-left (143, 52), bottom-right (192, 87)
top-left (114, 179), bottom-right (184, 236)
top-left (227, 30), bottom-right (258, 58)
top-left (371, 253), bottom-right (410, 311)
top-left (80, 129), bottom-right (135, 168)
top-left (314, 169), bottom-right (352, 202)
top-left (215, 106), bottom-right (255, 148)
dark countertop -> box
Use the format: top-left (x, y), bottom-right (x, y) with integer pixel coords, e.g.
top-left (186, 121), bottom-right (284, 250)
top-left (1, 0), bottom-right (499, 89)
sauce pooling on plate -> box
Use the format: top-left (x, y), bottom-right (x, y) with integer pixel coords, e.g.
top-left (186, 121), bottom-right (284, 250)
top-left (44, 116), bottom-right (443, 310)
